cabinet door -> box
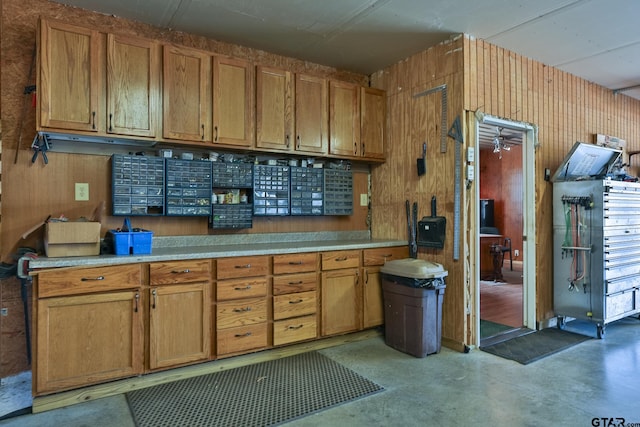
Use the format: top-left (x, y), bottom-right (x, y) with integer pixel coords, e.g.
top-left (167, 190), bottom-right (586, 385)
top-left (329, 81), bottom-right (360, 157)
top-left (363, 266), bottom-right (384, 328)
top-left (107, 34), bottom-right (159, 137)
top-left (360, 87), bottom-right (385, 160)
top-left (149, 283), bottom-right (210, 370)
top-left (321, 268), bottom-right (360, 336)
top-left (163, 45), bottom-right (211, 142)
top-left (35, 290), bottom-right (143, 394)
top-left (213, 56), bottom-right (254, 147)
top-left (256, 66), bottom-right (293, 150)
top-left (295, 74), bottom-right (328, 154)
top-left (38, 19), bottom-right (101, 132)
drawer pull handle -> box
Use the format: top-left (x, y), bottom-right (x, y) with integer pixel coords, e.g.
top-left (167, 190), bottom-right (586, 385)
top-left (288, 261), bottom-right (303, 265)
top-left (171, 269), bottom-right (190, 274)
top-left (235, 264), bottom-right (252, 269)
top-left (382, 254), bottom-right (392, 258)
top-left (288, 324), bottom-right (304, 330)
top-left (288, 281), bottom-right (303, 285)
top-left (234, 285), bottom-right (252, 291)
top-left (235, 332), bottom-right (252, 338)
top-left (289, 299), bottom-right (304, 304)
top-left (81, 276), bottom-right (104, 281)
top-left (335, 256), bottom-right (348, 262)
top-left (233, 307), bottom-right (252, 313)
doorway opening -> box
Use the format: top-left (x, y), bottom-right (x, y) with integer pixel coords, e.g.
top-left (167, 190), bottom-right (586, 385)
top-left (474, 115), bottom-right (537, 347)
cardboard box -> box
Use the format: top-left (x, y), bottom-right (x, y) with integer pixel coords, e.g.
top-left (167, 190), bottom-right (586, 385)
top-left (44, 221), bottom-right (101, 257)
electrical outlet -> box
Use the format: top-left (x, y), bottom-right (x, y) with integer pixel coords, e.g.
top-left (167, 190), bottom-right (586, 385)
top-left (514, 249), bottom-right (520, 257)
top-left (75, 183), bottom-right (89, 201)
top-left (360, 194), bottom-right (368, 206)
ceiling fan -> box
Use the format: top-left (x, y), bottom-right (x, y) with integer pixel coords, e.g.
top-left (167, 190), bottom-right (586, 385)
top-left (493, 127), bottom-right (513, 158)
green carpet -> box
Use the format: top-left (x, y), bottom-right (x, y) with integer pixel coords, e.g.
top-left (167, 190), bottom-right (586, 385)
top-left (480, 328), bottom-right (591, 364)
top-left (480, 319), bottom-right (515, 339)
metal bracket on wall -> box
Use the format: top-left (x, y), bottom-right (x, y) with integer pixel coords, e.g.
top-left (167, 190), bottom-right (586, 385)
top-left (412, 84), bottom-right (448, 153)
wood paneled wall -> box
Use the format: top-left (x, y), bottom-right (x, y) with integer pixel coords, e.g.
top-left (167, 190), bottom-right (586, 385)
top-left (464, 36), bottom-right (640, 324)
top-left (0, 0), bottom-right (370, 263)
top-left (370, 36), bottom-right (467, 350)
top-left (371, 34), bottom-right (640, 349)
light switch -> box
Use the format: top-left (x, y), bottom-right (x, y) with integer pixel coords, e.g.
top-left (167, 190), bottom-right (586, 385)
top-left (360, 194), bottom-right (368, 206)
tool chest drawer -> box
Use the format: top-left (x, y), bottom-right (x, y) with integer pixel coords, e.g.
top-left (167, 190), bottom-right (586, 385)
top-left (217, 277), bottom-right (268, 301)
top-left (273, 253), bottom-right (318, 275)
top-left (149, 260), bottom-right (211, 285)
top-left (37, 264), bottom-right (142, 298)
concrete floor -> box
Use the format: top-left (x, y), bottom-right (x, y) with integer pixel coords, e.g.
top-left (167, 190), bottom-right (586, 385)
top-left (2, 318), bottom-right (639, 427)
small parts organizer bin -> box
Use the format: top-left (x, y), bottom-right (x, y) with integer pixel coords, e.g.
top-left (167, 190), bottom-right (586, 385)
top-left (112, 154), bottom-right (165, 216)
top-left (108, 218), bottom-right (153, 255)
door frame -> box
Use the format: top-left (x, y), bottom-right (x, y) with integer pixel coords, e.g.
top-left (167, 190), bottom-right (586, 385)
top-left (472, 113), bottom-right (537, 345)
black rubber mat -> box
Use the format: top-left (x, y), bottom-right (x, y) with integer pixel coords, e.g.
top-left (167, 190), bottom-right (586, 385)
top-left (126, 351), bottom-right (384, 427)
top-left (480, 328), bottom-right (591, 365)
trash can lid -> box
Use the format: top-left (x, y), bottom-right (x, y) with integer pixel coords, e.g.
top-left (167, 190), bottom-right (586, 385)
top-left (380, 257), bottom-right (448, 279)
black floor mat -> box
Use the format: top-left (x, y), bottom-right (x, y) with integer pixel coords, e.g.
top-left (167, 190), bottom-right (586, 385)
top-left (126, 351), bottom-right (384, 427)
top-left (480, 328), bottom-right (591, 364)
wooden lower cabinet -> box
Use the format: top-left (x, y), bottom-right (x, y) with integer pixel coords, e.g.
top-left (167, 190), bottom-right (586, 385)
top-left (35, 289), bottom-right (143, 394)
top-left (148, 282), bottom-right (210, 370)
top-left (149, 260), bottom-right (212, 370)
top-left (362, 246), bottom-right (409, 328)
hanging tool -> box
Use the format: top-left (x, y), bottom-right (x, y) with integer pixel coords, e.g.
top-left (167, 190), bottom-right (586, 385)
top-left (14, 42), bottom-right (38, 165)
top-left (31, 133), bottom-right (50, 164)
top-left (417, 142), bottom-right (427, 176)
top-left (412, 84), bottom-right (448, 153)
top-left (448, 115), bottom-right (463, 260)
top-left (17, 251), bottom-right (38, 365)
top-left (412, 201), bottom-right (418, 258)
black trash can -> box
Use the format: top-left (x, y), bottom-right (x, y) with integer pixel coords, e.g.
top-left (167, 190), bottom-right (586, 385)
top-left (380, 258), bottom-right (447, 358)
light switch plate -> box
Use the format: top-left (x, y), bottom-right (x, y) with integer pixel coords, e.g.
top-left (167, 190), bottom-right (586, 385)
top-left (75, 183), bottom-right (89, 201)
top-left (360, 194), bottom-right (368, 206)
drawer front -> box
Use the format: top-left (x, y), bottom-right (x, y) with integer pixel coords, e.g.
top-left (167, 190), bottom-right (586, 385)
top-left (273, 253), bottom-right (318, 274)
top-left (217, 278), bottom-right (268, 301)
top-left (38, 264), bottom-right (142, 298)
top-left (149, 259), bottom-right (211, 285)
top-left (217, 298), bottom-right (267, 329)
top-left (606, 289), bottom-right (638, 319)
top-left (216, 256), bottom-right (269, 280)
top-left (321, 250), bottom-right (360, 270)
top-left (217, 323), bottom-right (268, 355)
top-left (363, 246), bottom-right (409, 266)
top-left (273, 315), bottom-right (317, 346)
top-left (273, 291), bottom-right (317, 320)
top-left (273, 272), bottom-right (317, 295)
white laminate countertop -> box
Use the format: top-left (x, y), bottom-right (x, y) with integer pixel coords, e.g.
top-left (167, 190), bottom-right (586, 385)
top-left (29, 232), bottom-right (407, 270)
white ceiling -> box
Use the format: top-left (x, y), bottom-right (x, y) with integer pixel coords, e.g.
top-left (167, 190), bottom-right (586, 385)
top-left (52, 0), bottom-right (640, 101)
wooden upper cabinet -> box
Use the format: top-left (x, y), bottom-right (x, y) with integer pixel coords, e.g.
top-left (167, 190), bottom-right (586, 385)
top-left (107, 34), bottom-right (159, 138)
top-left (162, 45), bottom-right (211, 142)
top-left (360, 87), bottom-right (386, 160)
top-left (256, 66), bottom-right (293, 151)
top-left (295, 74), bottom-right (328, 154)
top-left (213, 56), bottom-right (254, 147)
top-left (329, 81), bottom-right (360, 157)
top-left (38, 19), bottom-right (101, 132)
